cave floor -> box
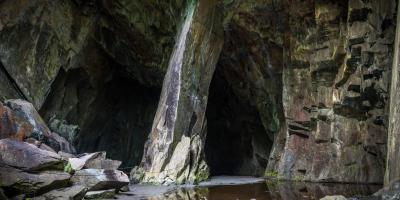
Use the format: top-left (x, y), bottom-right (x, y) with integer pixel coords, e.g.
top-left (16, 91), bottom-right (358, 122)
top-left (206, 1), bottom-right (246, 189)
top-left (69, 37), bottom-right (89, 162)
top-left (114, 176), bottom-right (381, 200)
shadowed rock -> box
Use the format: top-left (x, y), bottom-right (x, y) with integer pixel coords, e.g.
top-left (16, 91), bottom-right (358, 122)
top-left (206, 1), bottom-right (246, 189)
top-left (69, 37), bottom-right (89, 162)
top-left (5, 99), bottom-right (76, 154)
top-left (0, 102), bottom-right (33, 141)
top-left (0, 138), bottom-right (62, 171)
top-left (36, 185), bottom-right (87, 200)
top-left (0, 165), bottom-right (70, 197)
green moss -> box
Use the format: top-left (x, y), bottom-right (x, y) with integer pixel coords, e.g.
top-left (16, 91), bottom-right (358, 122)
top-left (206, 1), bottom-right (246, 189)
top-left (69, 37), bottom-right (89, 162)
top-left (264, 170), bottom-right (279, 178)
top-left (63, 162), bottom-right (73, 174)
top-left (194, 167), bottom-right (209, 184)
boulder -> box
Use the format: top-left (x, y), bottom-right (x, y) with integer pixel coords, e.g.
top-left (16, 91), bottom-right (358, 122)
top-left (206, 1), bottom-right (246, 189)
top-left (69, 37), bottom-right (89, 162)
top-left (0, 165), bottom-right (70, 197)
top-left (119, 185), bottom-right (130, 192)
top-left (48, 132), bottom-right (76, 154)
top-left (69, 152), bottom-right (106, 171)
top-left (85, 158), bottom-right (122, 170)
top-left (0, 102), bottom-right (33, 141)
top-left (320, 195), bottom-right (347, 200)
top-left (5, 99), bottom-right (76, 154)
top-left (48, 118), bottom-right (80, 145)
top-left (5, 99), bottom-right (51, 140)
top-left (58, 151), bottom-right (76, 161)
top-left (0, 138), bottom-right (62, 171)
top-left (68, 151), bottom-right (121, 170)
top-left (36, 185), bottom-right (87, 200)
top-left (71, 169), bottom-right (129, 191)
top-left (25, 138), bottom-right (56, 153)
top-left (84, 189), bottom-right (115, 199)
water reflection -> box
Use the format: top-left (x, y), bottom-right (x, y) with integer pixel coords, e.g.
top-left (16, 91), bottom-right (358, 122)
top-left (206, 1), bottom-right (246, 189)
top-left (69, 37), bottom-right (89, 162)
top-left (148, 181), bottom-right (381, 200)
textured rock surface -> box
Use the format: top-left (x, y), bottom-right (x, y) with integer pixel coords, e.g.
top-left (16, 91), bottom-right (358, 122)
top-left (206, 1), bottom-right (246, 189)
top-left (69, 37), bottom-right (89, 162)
top-left (36, 185), bottom-right (87, 200)
top-left (71, 169), bottom-right (129, 191)
top-left (0, 102), bottom-right (32, 140)
top-left (69, 151), bottom-right (121, 171)
top-left (0, 138), bottom-right (62, 171)
top-left (320, 195), bottom-right (347, 200)
top-left (137, 0), bottom-right (224, 184)
top-left (265, 0), bottom-right (395, 183)
top-left (0, 165), bottom-right (70, 197)
top-left (69, 152), bottom-right (106, 171)
top-left (386, 0), bottom-right (400, 186)
top-left (84, 189), bottom-right (115, 199)
top-left (6, 99), bottom-right (76, 154)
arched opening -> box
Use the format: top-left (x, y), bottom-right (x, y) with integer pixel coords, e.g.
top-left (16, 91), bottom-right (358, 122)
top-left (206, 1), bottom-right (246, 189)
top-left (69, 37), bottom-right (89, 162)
top-left (204, 67), bottom-right (273, 176)
top-left (39, 45), bottom-right (161, 168)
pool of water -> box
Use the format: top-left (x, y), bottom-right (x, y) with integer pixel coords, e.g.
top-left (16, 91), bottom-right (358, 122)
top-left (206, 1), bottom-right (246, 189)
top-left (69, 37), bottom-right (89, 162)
top-left (117, 177), bottom-right (381, 200)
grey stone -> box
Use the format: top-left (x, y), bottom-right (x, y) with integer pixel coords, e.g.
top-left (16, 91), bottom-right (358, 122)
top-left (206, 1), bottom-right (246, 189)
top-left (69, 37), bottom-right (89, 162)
top-left (0, 138), bottom-right (62, 171)
top-left (48, 118), bottom-right (80, 145)
top-left (5, 99), bottom-right (51, 141)
top-left (0, 165), bottom-right (70, 196)
top-left (68, 152), bottom-right (106, 171)
top-left (320, 196), bottom-right (347, 200)
top-left (5, 99), bottom-right (76, 154)
top-left (36, 185), bottom-right (87, 200)
top-left (84, 189), bottom-right (115, 199)
top-left (71, 169), bottom-right (129, 191)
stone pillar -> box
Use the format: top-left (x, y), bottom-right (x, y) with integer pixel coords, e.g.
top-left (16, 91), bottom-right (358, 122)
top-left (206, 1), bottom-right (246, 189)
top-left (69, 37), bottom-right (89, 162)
top-left (385, 0), bottom-right (400, 186)
top-left (133, 0), bottom-right (224, 184)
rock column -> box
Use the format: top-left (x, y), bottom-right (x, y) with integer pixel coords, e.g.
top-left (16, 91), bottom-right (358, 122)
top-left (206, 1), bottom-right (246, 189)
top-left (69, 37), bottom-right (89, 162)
top-left (135, 0), bottom-right (223, 184)
top-left (385, 0), bottom-right (400, 186)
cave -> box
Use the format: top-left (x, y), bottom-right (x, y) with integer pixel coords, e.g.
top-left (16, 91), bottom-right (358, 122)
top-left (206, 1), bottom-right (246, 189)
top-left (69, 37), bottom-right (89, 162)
top-left (39, 49), bottom-right (161, 168)
top-left (205, 66), bottom-right (274, 176)
top-left (74, 75), bottom-right (160, 168)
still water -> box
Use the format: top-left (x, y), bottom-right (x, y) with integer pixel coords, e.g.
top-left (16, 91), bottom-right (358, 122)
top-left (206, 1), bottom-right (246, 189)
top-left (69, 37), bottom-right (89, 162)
top-left (145, 181), bottom-right (380, 200)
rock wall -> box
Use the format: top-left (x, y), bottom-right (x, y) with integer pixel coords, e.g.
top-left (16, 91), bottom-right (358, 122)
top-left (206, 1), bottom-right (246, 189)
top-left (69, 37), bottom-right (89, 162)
top-left (267, 0), bottom-right (396, 183)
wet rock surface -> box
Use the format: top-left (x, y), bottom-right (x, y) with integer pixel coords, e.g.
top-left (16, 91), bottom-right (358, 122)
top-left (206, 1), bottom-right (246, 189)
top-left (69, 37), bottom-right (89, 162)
top-left (120, 179), bottom-right (381, 200)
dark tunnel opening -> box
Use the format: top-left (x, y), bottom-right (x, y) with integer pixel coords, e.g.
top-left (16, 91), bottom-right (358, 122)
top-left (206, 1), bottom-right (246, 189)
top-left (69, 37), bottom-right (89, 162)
top-left (40, 66), bottom-right (160, 169)
top-left (205, 67), bottom-right (273, 177)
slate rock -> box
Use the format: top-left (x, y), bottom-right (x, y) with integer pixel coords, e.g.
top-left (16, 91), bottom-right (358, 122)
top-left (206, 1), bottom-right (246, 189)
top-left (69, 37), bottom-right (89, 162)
top-left (0, 138), bottom-right (62, 171)
top-left (71, 169), bottom-right (129, 191)
top-left (0, 165), bottom-right (70, 197)
top-left (84, 189), bottom-right (115, 199)
top-left (36, 185), bottom-right (87, 200)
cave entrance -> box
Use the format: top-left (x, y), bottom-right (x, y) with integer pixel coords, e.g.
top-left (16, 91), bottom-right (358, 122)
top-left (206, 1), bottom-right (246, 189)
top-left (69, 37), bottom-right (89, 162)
top-left (205, 68), bottom-right (273, 177)
top-left (40, 66), bottom-right (160, 169)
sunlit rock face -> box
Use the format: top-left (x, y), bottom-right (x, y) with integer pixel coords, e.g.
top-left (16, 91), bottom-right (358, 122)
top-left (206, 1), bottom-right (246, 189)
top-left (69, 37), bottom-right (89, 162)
top-left (386, 1), bottom-right (400, 186)
top-left (137, 0), bottom-right (224, 184)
